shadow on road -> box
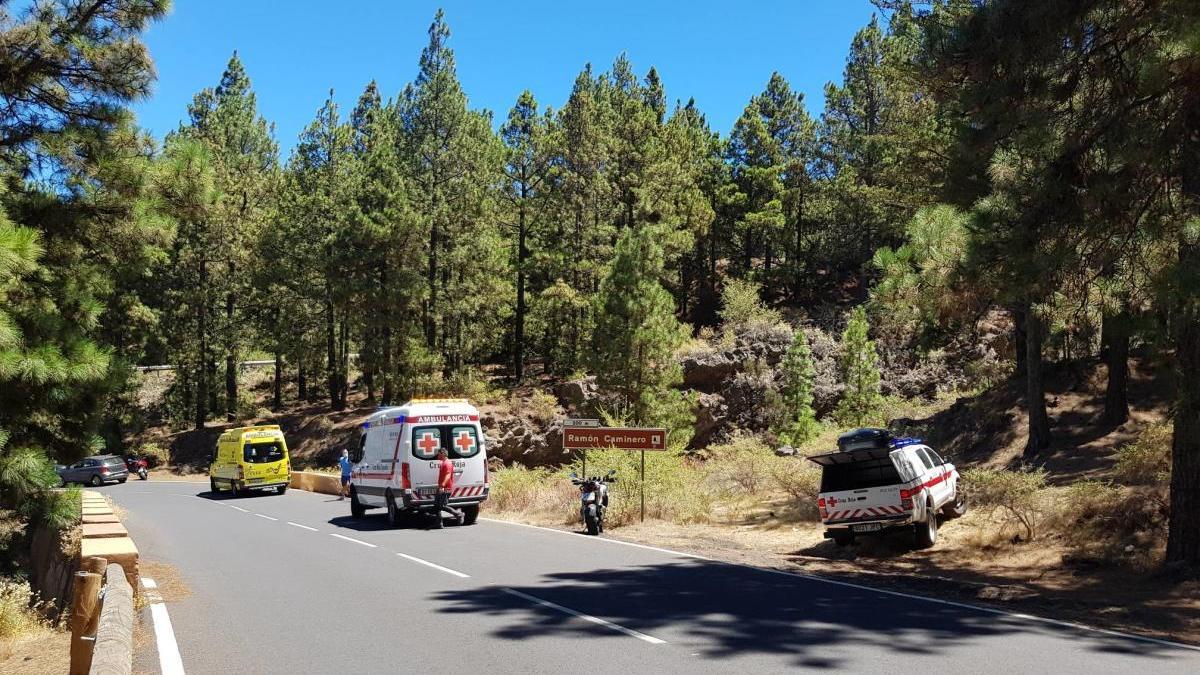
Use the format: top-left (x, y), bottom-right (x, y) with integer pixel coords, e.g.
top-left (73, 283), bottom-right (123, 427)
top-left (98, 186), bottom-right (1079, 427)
top-left (432, 559), bottom-right (1192, 670)
top-left (326, 513), bottom-right (460, 532)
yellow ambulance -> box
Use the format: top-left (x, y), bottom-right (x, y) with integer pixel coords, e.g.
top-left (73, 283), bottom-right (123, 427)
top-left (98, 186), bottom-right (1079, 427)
top-left (209, 425), bottom-right (291, 496)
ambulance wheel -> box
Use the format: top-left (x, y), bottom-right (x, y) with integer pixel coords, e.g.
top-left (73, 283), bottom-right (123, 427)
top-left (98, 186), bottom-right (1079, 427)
top-left (460, 505), bottom-right (479, 526)
top-left (385, 491), bottom-right (401, 528)
top-left (209, 478), bottom-right (217, 493)
top-left (349, 488), bottom-right (365, 519)
top-left (275, 485), bottom-right (287, 495)
top-left (914, 508), bottom-right (938, 549)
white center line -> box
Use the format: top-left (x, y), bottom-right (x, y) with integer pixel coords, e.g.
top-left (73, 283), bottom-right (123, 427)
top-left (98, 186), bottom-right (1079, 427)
top-left (501, 589), bottom-right (666, 645)
top-left (395, 552), bottom-right (470, 578)
top-left (142, 578), bottom-right (186, 674)
top-left (330, 533), bottom-right (376, 548)
top-left (287, 521), bottom-right (318, 531)
top-left (254, 514), bottom-right (278, 521)
top-left (229, 505), bottom-right (249, 513)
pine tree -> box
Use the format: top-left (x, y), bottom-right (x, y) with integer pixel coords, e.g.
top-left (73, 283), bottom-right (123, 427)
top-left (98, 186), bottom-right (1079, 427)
top-left (590, 227), bottom-right (689, 427)
top-left (836, 307), bottom-right (884, 427)
top-left (501, 91), bottom-right (553, 381)
top-left (178, 53), bottom-right (279, 419)
top-left (401, 11), bottom-right (509, 373)
top-left (774, 327), bottom-right (819, 445)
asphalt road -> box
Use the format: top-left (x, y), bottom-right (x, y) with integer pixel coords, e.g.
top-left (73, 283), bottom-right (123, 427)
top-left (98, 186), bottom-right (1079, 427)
top-left (105, 481), bottom-right (1200, 674)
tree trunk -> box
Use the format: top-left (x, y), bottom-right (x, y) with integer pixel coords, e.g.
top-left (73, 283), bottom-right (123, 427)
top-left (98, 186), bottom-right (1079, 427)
top-left (1023, 306), bottom-right (1051, 456)
top-left (1167, 95), bottom-right (1200, 569)
top-left (338, 318), bottom-right (349, 410)
top-left (1101, 311), bottom-right (1129, 426)
top-left (1012, 306), bottom-right (1028, 377)
top-left (426, 197), bottom-right (439, 350)
top-left (267, 353), bottom-right (279, 412)
top-left (298, 364), bottom-right (308, 401)
top-left (195, 256), bottom-right (208, 429)
top-left (326, 298), bottom-right (337, 409)
top-left (224, 291), bottom-right (236, 421)
top-left (514, 200), bottom-right (527, 381)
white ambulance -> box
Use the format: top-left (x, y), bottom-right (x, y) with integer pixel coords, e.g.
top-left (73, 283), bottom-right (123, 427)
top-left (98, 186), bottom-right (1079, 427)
top-left (348, 398), bottom-right (489, 526)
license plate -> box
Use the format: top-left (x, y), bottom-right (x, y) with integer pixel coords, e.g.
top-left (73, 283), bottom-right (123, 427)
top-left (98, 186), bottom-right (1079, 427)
top-left (248, 478), bottom-right (263, 484)
top-left (852, 523), bottom-right (883, 533)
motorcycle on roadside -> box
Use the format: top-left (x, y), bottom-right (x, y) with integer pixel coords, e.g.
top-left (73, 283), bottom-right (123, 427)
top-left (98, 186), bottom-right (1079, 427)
top-left (125, 456), bottom-right (148, 480)
top-left (570, 470), bottom-right (616, 535)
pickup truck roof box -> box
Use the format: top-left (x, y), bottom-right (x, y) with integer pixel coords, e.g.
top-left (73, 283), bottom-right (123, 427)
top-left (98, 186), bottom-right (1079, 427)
top-left (807, 446), bottom-right (893, 467)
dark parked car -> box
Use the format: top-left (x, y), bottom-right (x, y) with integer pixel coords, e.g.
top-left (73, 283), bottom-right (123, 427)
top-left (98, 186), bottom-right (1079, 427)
top-left (57, 455), bottom-right (129, 486)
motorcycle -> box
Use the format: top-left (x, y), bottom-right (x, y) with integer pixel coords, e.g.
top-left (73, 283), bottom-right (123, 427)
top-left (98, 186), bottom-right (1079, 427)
top-left (570, 470), bottom-right (616, 536)
top-left (125, 457), bottom-right (148, 480)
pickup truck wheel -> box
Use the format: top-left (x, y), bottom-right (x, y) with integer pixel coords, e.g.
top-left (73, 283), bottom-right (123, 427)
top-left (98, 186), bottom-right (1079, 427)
top-left (832, 533), bottom-right (855, 547)
top-left (941, 492), bottom-right (967, 519)
top-left (350, 487), bottom-right (365, 519)
top-left (914, 508), bottom-right (939, 549)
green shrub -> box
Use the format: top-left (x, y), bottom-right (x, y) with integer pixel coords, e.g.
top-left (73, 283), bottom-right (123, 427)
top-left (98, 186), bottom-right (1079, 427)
top-left (705, 435), bottom-right (774, 493)
top-left (567, 449), bottom-right (715, 526)
top-left (488, 466), bottom-right (574, 517)
top-left (443, 367), bottom-right (504, 405)
top-left (138, 443), bottom-right (170, 468)
top-left (769, 459), bottom-right (822, 518)
top-left (962, 467), bottom-right (1047, 541)
top-left (525, 390), bottom-right (560, 424)
top-left (1114, 422), bottom-right (1171, 485)
top-left (719, 278), bottom-right (782, 335)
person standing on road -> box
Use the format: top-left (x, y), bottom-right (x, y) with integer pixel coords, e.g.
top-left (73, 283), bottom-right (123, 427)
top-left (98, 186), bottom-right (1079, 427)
top-left (338, 449), bottom-right (352, 500)
top-left (433, 448), bottom-right (463, 529)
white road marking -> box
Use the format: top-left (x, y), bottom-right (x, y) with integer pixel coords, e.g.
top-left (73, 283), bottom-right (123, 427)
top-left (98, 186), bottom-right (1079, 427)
top-left (330, 533), bottom-right (376, 548)
top-left (229, 506), bottom-right (249, 513)
top-left (395, 552), bottom-right (470, 578)
top-left (502, 588), bottom-right (666, 644)
top-left (287, 521), bottom-right (318, 531)
top-left (142, 578), bottom-right (186, 675)
top-left (482, 519), bottom-right (1200, 653)
top-left (254, 513), bottom-right (278, 521)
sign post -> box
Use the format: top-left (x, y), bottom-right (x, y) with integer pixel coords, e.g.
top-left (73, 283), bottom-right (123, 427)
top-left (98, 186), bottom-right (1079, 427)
top-left (562, 424), bottom-right (667, 523)
top-left (565, 419), bottom-right (601, 478)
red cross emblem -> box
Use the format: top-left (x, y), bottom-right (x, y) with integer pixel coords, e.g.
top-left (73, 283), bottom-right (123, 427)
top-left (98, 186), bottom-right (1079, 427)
top-left (828, 497), bottom-right (839, 507)
top-left (417, 432), bottom-right (439, 455)
top-left (455, 431), bottom-right (475, 454)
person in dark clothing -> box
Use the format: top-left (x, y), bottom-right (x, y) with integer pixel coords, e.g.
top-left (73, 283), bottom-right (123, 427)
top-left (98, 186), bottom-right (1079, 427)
top-left (432, 448), bottom-right (463, 529)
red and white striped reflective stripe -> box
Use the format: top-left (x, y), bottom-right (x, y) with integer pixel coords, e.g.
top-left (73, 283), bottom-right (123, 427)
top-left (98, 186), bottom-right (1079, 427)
top-left (825, 504), bottom-right (908, 522)
top-left (450, 485), bottom-right (486, 497)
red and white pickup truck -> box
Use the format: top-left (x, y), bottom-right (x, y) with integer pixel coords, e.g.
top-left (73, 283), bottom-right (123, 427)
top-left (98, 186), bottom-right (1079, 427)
top-left (808, 428), bottom-right (966, 548)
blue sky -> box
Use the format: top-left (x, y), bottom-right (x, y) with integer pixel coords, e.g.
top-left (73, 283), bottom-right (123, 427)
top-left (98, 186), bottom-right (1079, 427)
top-left (133, 1), bottom-right (881, 156)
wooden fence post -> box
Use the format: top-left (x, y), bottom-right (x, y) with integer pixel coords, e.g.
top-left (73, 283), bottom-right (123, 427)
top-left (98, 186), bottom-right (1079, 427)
top-left (69, 570), bottom-right (102, 675)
